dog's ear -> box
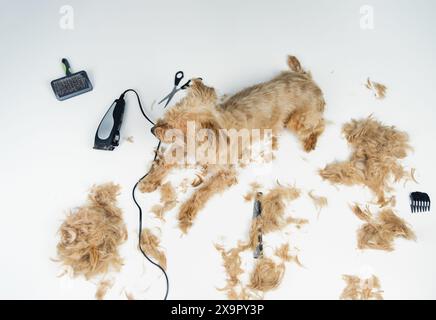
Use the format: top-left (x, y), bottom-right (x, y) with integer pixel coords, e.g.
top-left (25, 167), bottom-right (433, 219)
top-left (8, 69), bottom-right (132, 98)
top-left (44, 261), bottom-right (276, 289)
top-left (188, 78), bottom-right (217, 106)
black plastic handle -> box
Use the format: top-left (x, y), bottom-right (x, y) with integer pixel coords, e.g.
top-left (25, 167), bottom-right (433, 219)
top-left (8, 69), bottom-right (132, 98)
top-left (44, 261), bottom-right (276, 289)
top-left (174, 71), bottom-right (184, 86)
top-left (61, 58), bottom-right (72, 76)
top-left (180, 79), bottom-right (191, 90)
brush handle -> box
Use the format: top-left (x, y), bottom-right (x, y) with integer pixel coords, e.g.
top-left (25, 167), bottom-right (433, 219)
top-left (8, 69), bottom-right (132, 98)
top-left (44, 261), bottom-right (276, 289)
top-left (61, 58), bottom-right (72, 76)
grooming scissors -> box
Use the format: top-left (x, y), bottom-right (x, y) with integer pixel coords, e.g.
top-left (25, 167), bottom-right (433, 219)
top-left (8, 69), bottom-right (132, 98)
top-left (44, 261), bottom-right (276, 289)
top-left (159, 71), bottom-right (191, 108)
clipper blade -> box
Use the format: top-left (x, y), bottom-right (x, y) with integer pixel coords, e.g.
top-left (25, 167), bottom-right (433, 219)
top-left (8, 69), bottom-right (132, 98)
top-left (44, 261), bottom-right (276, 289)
top-left (409, 192), bottom-right (430, 213)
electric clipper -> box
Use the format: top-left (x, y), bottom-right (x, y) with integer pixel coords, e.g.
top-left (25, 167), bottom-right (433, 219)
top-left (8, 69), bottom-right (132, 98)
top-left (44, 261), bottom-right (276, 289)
top-left (94, 93), bottom-right (126, 151)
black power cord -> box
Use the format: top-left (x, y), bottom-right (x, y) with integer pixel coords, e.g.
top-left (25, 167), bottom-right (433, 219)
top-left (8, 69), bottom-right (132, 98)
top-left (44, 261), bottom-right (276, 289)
top-left (123, 89), bottom-right (169, 300)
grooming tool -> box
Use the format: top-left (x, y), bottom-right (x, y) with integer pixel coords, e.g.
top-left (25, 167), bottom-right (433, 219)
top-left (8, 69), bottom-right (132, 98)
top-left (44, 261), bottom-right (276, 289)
top-left (51, 58), bottom-right (93, 101)
top-left (158, 71), bottom-right (191, 108)
top-left (94, 93), bottom-right (126, 151)
top-left (253, 192), bottom-right (263, 259)
top-left (409, 192), bottom-right (430, 212)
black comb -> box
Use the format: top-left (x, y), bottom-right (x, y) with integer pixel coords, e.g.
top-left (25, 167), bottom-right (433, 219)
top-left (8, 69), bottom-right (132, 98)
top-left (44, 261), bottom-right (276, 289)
top-left (51, 58), bottom-right (92, 101)
top-left (409, 192), bottom-right (430, 212)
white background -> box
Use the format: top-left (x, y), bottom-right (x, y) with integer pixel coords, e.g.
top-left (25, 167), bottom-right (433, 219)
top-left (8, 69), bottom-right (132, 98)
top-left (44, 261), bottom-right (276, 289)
top-left (1, 0), bottom-right (435, 300)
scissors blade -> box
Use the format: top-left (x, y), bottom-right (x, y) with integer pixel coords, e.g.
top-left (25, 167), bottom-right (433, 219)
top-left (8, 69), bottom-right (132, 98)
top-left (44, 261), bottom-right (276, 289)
top-left (158, 86), bottom-right (177, 105)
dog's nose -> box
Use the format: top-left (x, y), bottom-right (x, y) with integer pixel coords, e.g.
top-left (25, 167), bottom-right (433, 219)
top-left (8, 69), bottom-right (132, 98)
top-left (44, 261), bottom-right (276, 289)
top-left (151, 126), bottom-right (156, 136)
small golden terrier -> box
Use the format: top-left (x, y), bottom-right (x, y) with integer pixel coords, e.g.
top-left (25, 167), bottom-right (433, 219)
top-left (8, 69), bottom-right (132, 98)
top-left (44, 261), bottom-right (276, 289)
top-left (140, 55), bottom-right (326, 233)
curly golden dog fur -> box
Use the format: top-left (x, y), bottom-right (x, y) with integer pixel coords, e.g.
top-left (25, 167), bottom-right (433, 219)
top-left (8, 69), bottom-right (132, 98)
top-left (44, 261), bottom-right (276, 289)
top-left (57, 183), bottom-right (127, 279)
top-left (140, 55), bottom-right (325, 233)
top-left (320, 116), bottom-right (411, 206)
top-left (340, 274), bottom-right (384, 300)
top-left (351, 204), bottom-right (416, 251)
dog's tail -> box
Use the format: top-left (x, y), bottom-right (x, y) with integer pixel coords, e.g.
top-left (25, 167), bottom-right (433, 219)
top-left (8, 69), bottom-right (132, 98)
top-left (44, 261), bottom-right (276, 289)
top-left (287, 55), bottom-right (308, 74)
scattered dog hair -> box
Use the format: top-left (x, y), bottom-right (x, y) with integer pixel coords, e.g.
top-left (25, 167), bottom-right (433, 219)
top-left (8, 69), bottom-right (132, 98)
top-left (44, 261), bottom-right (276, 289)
top-left (308, 190), bottom-right (328, 215)
top-left (216, 185), bottom-right (304, 299)
top-left (319, 116), bottom-right (411, 206)
top-left (124, 291), bottom-right (135, 300)
top-left (274, 243), bottom-right (303, 267)
top-left (244, 182), bottom-right (263, 202)
top-left (215, 244), bottom-right (246, 292)
top-left (140, 228), bottom-right (167, 270)
top-left (340, 274), bottom-right (384, 300)
top-left (404, 168), bottom-right (419, 187)
top-left (351, 204), bottom-right (416, 251)
top-left (95, 279), bottom-right (114, 300)
top-left (57, 183), bottom-right (127, 279)
top-left (365, 78), bottom-right (387, 99)
top-left (125, 136), bottom-right (134, 143)
top-left (150, 182), bottom-right (177, 220)
top-left (258, 185), bottom-right (301, 234)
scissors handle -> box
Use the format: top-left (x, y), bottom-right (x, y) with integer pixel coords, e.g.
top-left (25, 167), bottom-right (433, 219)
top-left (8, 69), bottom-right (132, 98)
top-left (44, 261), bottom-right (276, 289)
top-left (174, 71), bottom-right (184, 86)
top-left (180, 79), bottom-right (191, 90)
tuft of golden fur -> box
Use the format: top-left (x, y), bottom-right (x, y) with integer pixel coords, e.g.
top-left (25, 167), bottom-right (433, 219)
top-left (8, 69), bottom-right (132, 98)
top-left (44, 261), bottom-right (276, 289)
top-left (56, 183), bottom-right (127, 279)
top-left (140, 228), bottom-right (167, 270)
top-left (95, 279), bottom-right (113, 300)
top-left (320, 116), bottom-right (411, 205)
top-left (366, 78), bottom-right (387, 99)
top-left (140, 56), bottom-right (325, 233)
top-left (248, 258), bottom-right (285, 292)
top-left (351, 204), bottom-right (416, 251)
top-left (340, 274), bottom-right (384, 300)
top-left (150, 182), bottom-right (177, 221)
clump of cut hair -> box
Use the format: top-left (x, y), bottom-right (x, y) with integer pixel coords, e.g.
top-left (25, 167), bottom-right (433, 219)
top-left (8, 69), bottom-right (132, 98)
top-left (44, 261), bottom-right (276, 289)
top-left (308, 190), bottom-right (328, 216)
top-left (366, 78), bottom-right (387, 99)
top-left (140, 228), bottom-right (167, 270)
top-left (248, 258), bottom-right (285, 292)
top-left (57, 183), bottom-right (127, 279)
top-left (150, 182), bottom-right (177, 220)
top-left (215, 243), bottom-right (249, 288)
top-left (95, 279), bottom-right (113, 300)
top-left (351, 204), bottom-right (416, 251)
top-left (258, 185), bottom-right (301, 233)
top-left (274, 243), bottom-right (303, 266)
top-left (340, 274), bottom-right (384, 300)
top-left (319, 117), bottom-right (411, 205)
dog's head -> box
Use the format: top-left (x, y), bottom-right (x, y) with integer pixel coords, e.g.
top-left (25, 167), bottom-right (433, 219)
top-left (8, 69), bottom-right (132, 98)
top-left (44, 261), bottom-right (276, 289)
top-left (151, 79), bottom-right (220, 143)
